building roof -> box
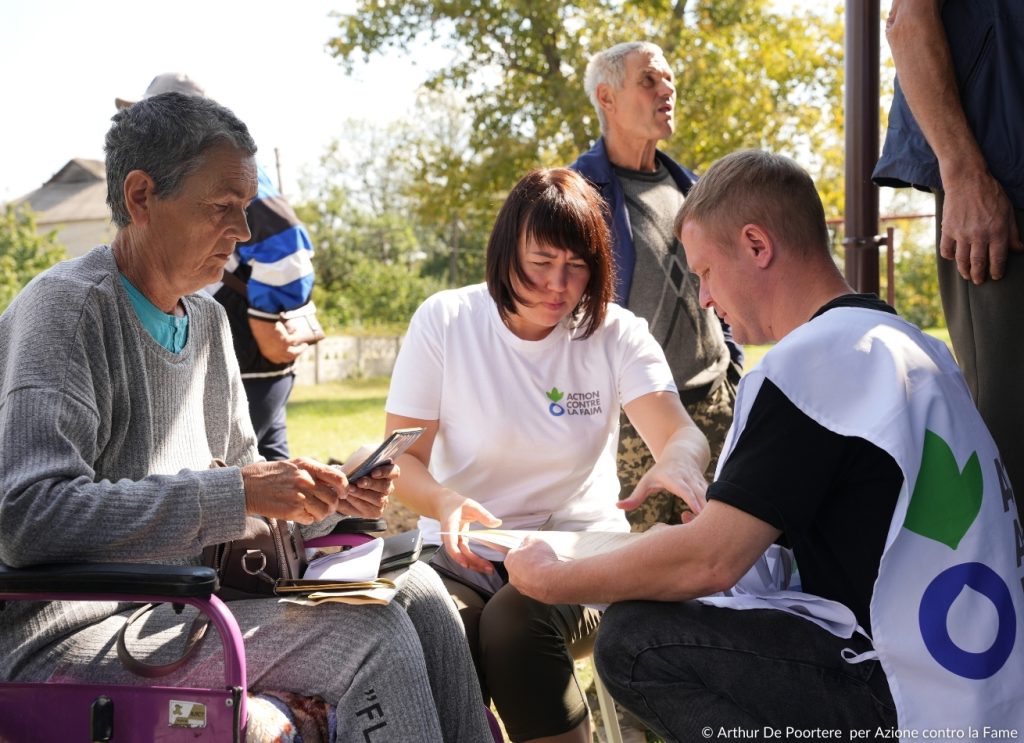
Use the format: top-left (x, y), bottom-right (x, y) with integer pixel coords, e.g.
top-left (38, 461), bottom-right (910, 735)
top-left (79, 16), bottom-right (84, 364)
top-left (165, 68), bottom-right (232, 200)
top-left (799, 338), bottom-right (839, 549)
top-left (11, 158), bottom-right (115, 257)
top-left (15, 159), bottom-right (111, 225)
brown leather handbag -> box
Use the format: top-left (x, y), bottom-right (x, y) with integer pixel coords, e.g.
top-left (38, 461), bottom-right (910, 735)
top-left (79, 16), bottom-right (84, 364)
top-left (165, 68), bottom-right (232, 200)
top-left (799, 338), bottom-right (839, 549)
top-left (200, 459), bottom-right (306, 601)
top-left (201, 516), bottom-right (306, 601)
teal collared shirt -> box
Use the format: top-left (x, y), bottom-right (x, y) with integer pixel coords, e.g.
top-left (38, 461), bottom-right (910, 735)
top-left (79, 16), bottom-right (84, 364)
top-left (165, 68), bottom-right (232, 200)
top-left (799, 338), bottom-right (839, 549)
top-left (119, 274), bottom-right (189, 353)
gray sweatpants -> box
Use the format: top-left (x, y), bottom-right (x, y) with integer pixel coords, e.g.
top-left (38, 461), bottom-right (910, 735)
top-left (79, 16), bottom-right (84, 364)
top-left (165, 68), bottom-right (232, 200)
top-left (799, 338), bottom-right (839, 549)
top-left (27, 562), bottom-right (489, 743)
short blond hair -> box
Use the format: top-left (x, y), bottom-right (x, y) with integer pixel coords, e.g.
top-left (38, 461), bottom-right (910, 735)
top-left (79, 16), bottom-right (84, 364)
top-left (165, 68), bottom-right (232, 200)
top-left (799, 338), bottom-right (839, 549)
top-left (675, 150), bottom-right (830, 256)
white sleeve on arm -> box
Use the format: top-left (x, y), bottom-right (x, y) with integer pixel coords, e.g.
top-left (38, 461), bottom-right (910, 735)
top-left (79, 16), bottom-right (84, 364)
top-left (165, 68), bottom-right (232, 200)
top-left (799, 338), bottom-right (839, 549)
top-left (385, 296), bottom-right (447, 421)
top-left (614, 308), bottom-right (678, 405)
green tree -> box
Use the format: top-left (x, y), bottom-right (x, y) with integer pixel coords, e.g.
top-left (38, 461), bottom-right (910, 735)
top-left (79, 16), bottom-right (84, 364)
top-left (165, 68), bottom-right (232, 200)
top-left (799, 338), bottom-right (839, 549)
top-left (328, 0), bottom-right (844, 197)
top-left (0, 204), bottom-right (67, 312)
top-left (404, 90), bottom-right (493, 286)
top-left (297, 123), bottom-right (446, 330)
top-left (890, 241), bottom-right (943, 330)
top-left (882, 203), bottom-right (944, 329)
top-left (327, 0), bottom-right (845, 297)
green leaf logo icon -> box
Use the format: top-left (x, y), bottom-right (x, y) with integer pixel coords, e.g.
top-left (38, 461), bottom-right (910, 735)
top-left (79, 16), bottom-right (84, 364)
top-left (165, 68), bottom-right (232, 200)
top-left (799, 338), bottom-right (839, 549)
top-left (546, 387), bottom-right (564, 403)
top-left (904, 430), bottom-right (983, 550)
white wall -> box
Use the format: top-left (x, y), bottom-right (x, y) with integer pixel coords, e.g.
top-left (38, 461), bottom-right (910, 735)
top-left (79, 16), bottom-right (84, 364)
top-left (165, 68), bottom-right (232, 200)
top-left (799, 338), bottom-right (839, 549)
top-left (293, 335), bottom-right (403, 385)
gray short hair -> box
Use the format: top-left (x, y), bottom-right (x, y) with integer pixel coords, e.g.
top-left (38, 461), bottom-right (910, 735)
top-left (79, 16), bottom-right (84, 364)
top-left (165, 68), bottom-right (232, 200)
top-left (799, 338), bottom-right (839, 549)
top-left (584, 41), bottom-right (667, 133)
top-left (105, 92), bottom-right (257, 228)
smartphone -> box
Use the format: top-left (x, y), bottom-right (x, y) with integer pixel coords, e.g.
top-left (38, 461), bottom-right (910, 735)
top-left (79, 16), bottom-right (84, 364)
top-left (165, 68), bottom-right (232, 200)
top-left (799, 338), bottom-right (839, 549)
top-left (346, 427), bottom-right (425, 482)
top-left (379, 529), bottom-right (424, 572)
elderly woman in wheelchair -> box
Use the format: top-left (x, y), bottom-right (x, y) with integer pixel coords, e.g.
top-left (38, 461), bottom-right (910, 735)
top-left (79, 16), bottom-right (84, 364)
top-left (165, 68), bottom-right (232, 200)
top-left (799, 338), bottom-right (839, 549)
top-left (0, 93), bottom-right (491, 742)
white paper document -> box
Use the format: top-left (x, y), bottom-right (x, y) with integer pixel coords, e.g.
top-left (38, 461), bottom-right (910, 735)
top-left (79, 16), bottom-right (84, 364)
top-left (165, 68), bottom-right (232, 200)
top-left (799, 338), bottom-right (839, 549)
top-left (445, 529), bottom-right (638, 561)
top-left (302, 537), bottom-right (383, 582)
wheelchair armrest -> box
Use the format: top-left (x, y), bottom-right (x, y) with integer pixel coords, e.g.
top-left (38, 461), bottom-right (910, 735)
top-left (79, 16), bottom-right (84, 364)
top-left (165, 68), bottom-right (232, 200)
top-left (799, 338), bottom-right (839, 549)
top-left (328, 517), bottom-right (387, 534)
top-left (0, 563), bottom-right (218, 598)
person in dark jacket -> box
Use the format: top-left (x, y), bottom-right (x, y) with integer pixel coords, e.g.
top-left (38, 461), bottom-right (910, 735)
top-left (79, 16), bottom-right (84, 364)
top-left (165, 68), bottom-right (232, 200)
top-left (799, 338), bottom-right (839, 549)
top-left (873, 0), bottom-right (1024, 522)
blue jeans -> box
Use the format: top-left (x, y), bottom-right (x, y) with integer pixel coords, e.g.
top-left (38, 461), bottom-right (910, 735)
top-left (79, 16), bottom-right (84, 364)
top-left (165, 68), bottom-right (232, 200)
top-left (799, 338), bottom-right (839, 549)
top-left (594, 601), bottom-right (896, 741)
top-left (243, 374), bottom-right (294, 461)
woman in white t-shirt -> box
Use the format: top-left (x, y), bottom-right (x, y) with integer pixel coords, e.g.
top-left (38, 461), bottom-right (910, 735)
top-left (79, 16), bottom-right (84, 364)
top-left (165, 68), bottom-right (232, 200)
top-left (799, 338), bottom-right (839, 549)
top-left (384, 168), bottom-right (709, 743)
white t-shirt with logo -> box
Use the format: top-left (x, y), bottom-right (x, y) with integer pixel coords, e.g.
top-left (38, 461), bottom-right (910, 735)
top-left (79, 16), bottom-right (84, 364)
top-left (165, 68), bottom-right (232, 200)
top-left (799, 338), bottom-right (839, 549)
top-left (386, 283), bottom-right (677, 547)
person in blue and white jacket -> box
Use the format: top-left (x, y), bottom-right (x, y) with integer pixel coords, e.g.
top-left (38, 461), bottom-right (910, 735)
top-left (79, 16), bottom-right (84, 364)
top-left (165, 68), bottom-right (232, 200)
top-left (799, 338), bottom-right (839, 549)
top-left (117, 73), bottom-right (317, 460)
top-left (213, 166), bottom-right (316, 461)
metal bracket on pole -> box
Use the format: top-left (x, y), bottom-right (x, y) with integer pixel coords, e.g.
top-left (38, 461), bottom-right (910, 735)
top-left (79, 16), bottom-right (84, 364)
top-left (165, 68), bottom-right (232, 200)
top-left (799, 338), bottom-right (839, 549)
top-left (883, 226), bottom-right (895, 306)
top-left (842, 230), bottom-right (896, 305)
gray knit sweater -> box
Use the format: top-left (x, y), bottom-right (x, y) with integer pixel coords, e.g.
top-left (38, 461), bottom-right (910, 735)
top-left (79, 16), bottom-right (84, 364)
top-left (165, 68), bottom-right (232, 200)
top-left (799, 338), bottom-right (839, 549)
top-left (0, 246), bottom-right (257, 679)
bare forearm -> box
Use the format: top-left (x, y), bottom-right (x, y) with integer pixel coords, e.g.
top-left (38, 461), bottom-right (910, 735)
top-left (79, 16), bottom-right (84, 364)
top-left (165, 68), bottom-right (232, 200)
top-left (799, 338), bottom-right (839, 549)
top-left (248, 317), bottom-right (306, 363)
top-left (507, 500), bottom-right (781, 606)
top-left (621, 392), bottom-right (710, 512)
top-left (655, 424), bottom-right (710, 472)
top-left (543, 527), bottom-right (729, 604)
top-left (391, 447), bottom-right (501, 573)
top-left (887, 0), bottom-right (1021, 281)
top-left (391, 452), bottom-right (457, 521)
top-left (887, 0), bottom-right (988, 180)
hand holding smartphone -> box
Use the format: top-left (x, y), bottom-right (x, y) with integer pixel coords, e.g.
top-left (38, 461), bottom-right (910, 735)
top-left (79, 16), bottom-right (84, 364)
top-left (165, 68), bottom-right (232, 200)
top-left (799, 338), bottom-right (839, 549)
top-left (343, 427), bottom-right (425, 483)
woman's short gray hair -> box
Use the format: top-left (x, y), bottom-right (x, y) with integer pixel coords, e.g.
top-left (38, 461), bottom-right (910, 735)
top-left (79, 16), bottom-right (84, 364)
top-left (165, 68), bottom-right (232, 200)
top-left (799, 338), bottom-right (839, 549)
top-left (584, 41), bottom-right (668, 133)
top-left (105, 92), bottom-right (257, 228)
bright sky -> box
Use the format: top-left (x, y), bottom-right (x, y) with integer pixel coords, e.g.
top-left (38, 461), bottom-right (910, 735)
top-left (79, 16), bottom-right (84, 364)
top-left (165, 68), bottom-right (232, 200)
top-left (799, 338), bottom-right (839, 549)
top-left (0, 0), bottom-right (446, 203)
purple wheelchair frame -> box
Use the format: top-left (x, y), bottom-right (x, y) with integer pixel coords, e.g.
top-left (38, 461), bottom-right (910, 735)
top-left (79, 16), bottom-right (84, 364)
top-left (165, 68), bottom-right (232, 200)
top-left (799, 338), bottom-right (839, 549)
top-left (0, 519), bottom-right (385, 742)
top-left (0, 563), bottom-right (246, 742)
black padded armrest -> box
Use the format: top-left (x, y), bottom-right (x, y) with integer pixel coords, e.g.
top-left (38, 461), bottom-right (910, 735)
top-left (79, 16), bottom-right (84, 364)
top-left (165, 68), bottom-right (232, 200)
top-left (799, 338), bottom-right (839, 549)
top-left (329, 517), bottom-right (387, 534)
top-left (0, 563), bottom-right (218, 598)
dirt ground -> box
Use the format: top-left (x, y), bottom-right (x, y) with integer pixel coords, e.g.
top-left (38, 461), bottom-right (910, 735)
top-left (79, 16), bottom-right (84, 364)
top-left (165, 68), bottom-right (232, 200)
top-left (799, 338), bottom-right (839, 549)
top-left (382, 500), bottom-right (421, 536)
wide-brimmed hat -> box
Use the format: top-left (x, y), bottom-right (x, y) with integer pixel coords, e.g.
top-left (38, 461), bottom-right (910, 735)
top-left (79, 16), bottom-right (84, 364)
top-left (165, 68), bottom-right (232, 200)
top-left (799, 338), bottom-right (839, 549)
top-left (114, 72), bottom-right (206, 110)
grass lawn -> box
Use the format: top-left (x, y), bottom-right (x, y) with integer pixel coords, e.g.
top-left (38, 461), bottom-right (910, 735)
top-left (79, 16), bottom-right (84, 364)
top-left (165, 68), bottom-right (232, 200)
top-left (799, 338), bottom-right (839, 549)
top-left (287, 378), bottom-right (391, 463)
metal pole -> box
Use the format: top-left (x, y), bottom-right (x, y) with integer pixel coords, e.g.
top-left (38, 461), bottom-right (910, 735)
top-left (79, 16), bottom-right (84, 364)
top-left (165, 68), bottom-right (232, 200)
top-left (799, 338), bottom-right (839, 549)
top-left (843, 0), bottom-right (881, 294)
top-left (886, 226), bottom-right (896, 307)
top-left (274, 147), bottom-right (285, 195)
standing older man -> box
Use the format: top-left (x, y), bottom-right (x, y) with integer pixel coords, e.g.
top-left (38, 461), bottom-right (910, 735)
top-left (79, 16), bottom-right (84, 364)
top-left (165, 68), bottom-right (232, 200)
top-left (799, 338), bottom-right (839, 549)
top-left (571, 42), bottom-right (740, 529)
top-left (508, 151), bottom-right (1023, 737)
top-left (0, 92), bottom-right (491, 743)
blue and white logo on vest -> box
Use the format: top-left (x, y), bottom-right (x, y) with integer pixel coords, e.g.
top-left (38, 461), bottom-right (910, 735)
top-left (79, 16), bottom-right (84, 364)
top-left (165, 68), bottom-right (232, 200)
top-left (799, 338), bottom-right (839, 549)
top-left (905, 430), bottom-right (1017, 679)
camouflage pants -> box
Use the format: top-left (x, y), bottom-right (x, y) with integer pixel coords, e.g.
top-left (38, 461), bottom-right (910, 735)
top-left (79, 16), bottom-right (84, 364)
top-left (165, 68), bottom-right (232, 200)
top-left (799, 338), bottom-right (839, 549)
top-left (618, 378), bottom-right (737, 532)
